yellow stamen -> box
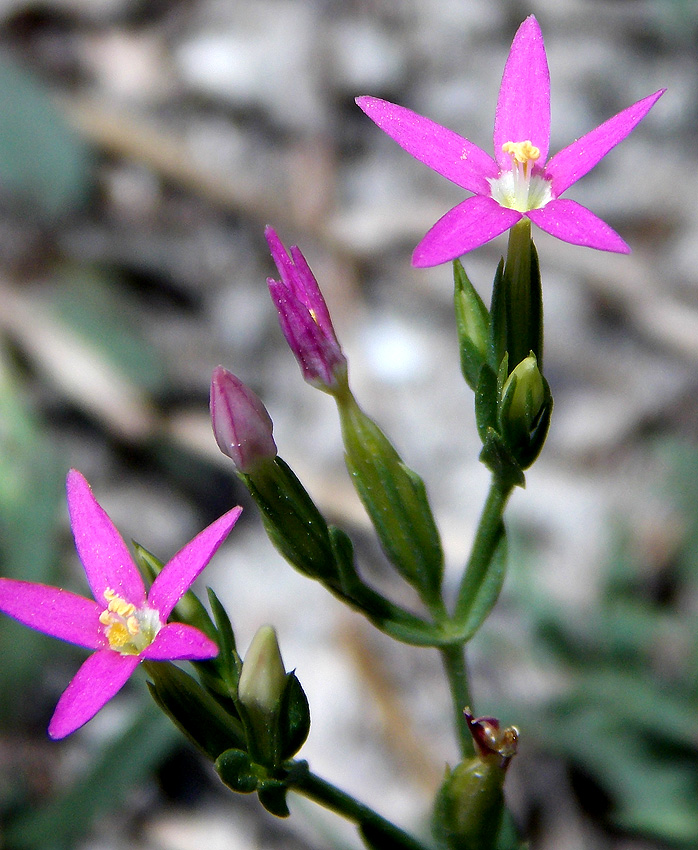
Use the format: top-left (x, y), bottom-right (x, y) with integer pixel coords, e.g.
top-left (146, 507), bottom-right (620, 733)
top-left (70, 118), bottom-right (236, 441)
top-left (502, 140), bottom-right (540, 164)
top-left (126, 615), bottom-right (140, 636)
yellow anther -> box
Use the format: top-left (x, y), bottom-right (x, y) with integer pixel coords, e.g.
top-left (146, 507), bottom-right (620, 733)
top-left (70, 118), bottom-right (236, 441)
top-left (502, 140), bottom-right (540, 164)
top-left (126, 615), bottom-right (140, 636)
top-left (99, 610), bottom-right (114, 626)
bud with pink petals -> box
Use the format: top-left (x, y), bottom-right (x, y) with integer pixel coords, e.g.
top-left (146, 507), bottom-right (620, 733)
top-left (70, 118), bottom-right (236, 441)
top-left (266, 226), bottom-right (348, 393)
top-left (210, 366), bottom-right (277, 474)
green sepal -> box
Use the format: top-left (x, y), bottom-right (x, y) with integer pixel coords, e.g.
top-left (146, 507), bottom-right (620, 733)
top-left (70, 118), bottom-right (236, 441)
top-left (452, 523), bottom-right (508, 638)
top-left (257, 779), bottom-right (290, 818)
top-left (479, 430), bottom-right (525, 490)
top-left (475, 364), bottom-right (500, 444)
top-left (453, 259), bottom-right (490, 390)
top-left (243, 457), bottom-right (339, 584)
top-left (488, 257), bottom-right (507, 372)
top-left (279, 672), bottom-right (311, 760)
top-left (337, 391), bottom-right (444, 608)
top-left (206, 587), bottom-right (242, 692)
top-left (144, 661), bottom-right (246, 760)
top-left (215, 748), bottom-right (258, 794)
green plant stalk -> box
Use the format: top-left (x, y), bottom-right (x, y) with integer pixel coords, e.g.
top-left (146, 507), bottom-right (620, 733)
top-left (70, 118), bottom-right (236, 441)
top-left (454, 476), bottom-right (514, 624)
top-left (290, 768), bottom-right (431, 850)
top-left (439, 642), bottom-right (474, 757)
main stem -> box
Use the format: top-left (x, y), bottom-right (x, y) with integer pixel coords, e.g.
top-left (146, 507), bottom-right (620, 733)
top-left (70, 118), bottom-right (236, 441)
top-left (454, 475), bottom-right (513, 622)
top-left (291, 769), bottom-right (431, 850)
top-left (439, 642), bottom-right (474, 757)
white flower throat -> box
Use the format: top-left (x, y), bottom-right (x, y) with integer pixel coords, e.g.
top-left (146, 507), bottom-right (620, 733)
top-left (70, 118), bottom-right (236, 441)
top-left (488, 140), bottom-right (553, 212)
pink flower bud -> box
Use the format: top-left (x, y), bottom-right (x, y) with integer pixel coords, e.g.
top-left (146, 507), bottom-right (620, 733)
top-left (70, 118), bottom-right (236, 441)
top-left (210, 366), bottom-right (277, 473)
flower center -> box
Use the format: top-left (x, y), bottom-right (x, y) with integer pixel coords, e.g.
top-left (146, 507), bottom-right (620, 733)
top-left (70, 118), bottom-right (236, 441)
top-left (487, 139), bottom-right (553, 213)
top-left (99, 588), bottom-right (161, 655)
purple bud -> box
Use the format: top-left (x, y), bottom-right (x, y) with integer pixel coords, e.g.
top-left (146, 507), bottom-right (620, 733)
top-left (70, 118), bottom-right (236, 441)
top-left (210, 366), bottom-right (277, 473)
top-left (265, 226), bottom-right (347, 392)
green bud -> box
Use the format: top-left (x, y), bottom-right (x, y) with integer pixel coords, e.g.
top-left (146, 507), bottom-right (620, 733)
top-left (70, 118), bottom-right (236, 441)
top-left (432, 709), bottom-right (518, 850)
top-left (238, 625), bottom-right (288, 766)
top-left (239, 625), bottom-right (287, 719)
top-left (334, 387), bottom-right (444, 610)
top-left (498, 352), bottom-right (552, 469)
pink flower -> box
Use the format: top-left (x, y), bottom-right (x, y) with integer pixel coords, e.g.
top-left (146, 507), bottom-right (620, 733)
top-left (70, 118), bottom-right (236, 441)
top-left (0, 470), bottom-right (241, 739)
top-left (357, 16), bottom-right (665, 267)
top-left (266, 226), bottom-right (347, 392)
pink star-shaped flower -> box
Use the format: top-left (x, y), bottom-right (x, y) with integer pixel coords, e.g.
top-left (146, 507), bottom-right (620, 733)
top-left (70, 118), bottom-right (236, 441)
top-left (357, 15), bottom-right (665, 267)
top-left (0, 470), bottom-right (241, 738)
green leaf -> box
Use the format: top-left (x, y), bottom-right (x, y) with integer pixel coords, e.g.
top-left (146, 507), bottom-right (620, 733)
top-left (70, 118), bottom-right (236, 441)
top-left (0, 52), bottom-right (92, 217)
top-left (215, 748), bottom-right (258, 794)
top-left (257, 779), bottom-right (290, 817)
top-left (145, 661), bottom-right (245, 760)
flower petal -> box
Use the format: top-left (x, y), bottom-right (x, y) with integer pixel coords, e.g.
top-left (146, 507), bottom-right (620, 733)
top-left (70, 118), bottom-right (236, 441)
top-left (356, 96), bottom-right (498, 195)
top-left (494, 16), bottom-right (550, 169)
top-left (527, 199), bottom-right (630, 253)
top-left (48, 649), bottom-right (140, 739)
top-left (0, 579), bottom-right (104, 648)
top-left (545, 89), bottom-right (665, 197)
top-left (141, 622), bottom-right (219, 661)
top-left (66, 470), bottom-right (146, 607)
top-left (412, 196), bottom-right (522, 267)
top-left (148, 506), bottom-right (242, 619)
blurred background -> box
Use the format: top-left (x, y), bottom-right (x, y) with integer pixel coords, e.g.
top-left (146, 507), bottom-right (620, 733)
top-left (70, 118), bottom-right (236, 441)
top-left (0, 0), bottom-right (696, 848)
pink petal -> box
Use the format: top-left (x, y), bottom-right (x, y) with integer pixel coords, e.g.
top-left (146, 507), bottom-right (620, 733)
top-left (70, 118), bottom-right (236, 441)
top-left (356, 96), bottom-right (498, 195)
top-left (148, 506), bottom-right (242, 619)
top-left (48, 649), bottom-right (140, 739)
top-left (493, 16), bottom-right (550, 169)
top-left (66, 470), bottom-right (146, 607)
top-left (0, 579), bottom-right (104, 649)
top-left (141, 622), bottom-right (219, 661)
top-left (527, 199), bottom-right (630, 253)
top-left (545, 89), bottom-right (665, 197)
top-left (412, 196), bottom-right (522, 267)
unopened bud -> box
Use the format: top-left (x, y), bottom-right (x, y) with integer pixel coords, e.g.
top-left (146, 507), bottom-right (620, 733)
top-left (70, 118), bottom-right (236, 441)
top-left (238, 625), bottom-right (287, 721)
top-left (210, 366), bottom-right (277, 473)
top-left (498, 352), bottom-right (551, 468)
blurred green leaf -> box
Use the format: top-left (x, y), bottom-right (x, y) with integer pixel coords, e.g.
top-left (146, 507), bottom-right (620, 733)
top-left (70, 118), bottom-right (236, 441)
top-left (52, 267), bottom-right (167, 394)
top-left (0, 52), bottom-right (92, 217)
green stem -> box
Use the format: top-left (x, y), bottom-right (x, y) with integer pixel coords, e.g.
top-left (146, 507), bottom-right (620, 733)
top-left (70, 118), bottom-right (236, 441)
top-left (439, 643), bottom-right (474, 757)
top-left (291, 769), bottom-right (431, 850)
top-left (454, 476), bottom-right (513, 624)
